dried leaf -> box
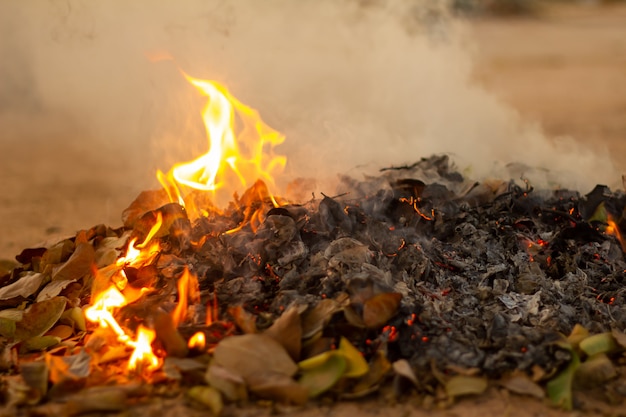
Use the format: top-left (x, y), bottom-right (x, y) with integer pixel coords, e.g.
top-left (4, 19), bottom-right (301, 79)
top-left (14, 297), bottom-right (67, 341)
top-left (362, 292), bottom-right (402, 329)
top-left (205, 363), bottom-right (248, 402)
top-left (21, 336), bottom-right (61, 352)
top-left (60, 307), bottom-right (86, 332)
top-left (154, 310), bottom-right (188, 358)
top-left (214, 334), bottom-right (297, 381)
top-left (248, 371), bottom-right (308, 405)
top-left (0, 317), bottom-right (16, 338)
top-left (300, 299), bottom-right (340, 339)
top-left (566, 324), bottom-right (589, 349)
top-left (36, 279), bottom-right (76, 302)
top-left (338, 337), bottom-right (368, 378)
top-left (574, 353), bottom-right (617, 387)
top-left (579, 332), bottom-right (619, 356)
top-left (0, 272), bottom-right (44, 300)
top-left (392, 359), bottom-right (418, 387)
top-left (64, 386), bottom-right (127, 416)
top-left (187, 386), bottom-right (223, 416)
top-left (500, 375), bottom-right (544, 399)
top-left (20, 361), bottom-right (49, 398)
top-left (45, 325), bottom-right (73, 340)
top-left (0, 308), bottom-right (23, 322)
top-left (298, 352), bottom-right (347, 398)
top-left (52, 242), bottom-right (94, 282)
top-left (547, 349), bottom-right (580, 410)
top-left (445, 375), bottom-right (488, 398)
top-left (611, 328), bottom-right (626, 349)
top-left (344, 350), bottom-right (391, 398)
top-left (227, 304), bottom-right (258, 334)
top-left (122, 189), bottom-right (170, 229)
top-left (265, 305), bottom-right (302, 361)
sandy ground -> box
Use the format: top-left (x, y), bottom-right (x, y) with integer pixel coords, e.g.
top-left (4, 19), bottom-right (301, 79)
top-left (0, 2), bottom-right (625, 416)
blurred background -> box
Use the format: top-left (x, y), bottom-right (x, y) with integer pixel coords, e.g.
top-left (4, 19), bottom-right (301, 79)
top-left (0, 0), bottom-right (624, 258)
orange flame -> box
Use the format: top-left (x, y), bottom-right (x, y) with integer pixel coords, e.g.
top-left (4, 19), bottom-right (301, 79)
top-left (128, 325), bottom-right (162, 373)
top-left (85, 286), bottom-right (161, 372)
top-left (188, 331), bottom-right (206, 350)
top-left (157, 73), bottom-right (286, 211)
top-left (206, 292), bottom-right (219, 326)
top-left (606, 215), bottom-right (626, 252)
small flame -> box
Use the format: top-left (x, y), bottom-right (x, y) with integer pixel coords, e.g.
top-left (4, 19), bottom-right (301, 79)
top-left (85, 286), bottom-right (130, 344)
top-left (128, 325), bottom-right (161, 373)
top-left (206, 292), bottom-right (219, 326)
top-left (157, 72), bottom-right (286, 212)
top-left (188, 332), bottom-right (206, 350)
top-left (606, 215), bottom-right (626, 252)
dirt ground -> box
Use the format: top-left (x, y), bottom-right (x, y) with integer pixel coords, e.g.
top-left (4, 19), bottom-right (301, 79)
top-left (1, 2), bottom-right (625, 416)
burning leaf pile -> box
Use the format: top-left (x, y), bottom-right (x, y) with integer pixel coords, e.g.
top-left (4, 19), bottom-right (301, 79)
top-left (2, 75), bottom-right (626, 415)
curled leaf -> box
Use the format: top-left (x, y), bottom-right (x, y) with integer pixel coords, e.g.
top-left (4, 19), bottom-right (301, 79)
top-left (298, 352), bottom-right (347, 398)
top-left (14, 297), bottom-right (67, 342)
top-left (214, 334), bottom-right (297, 381)
top-left (500, 375), bottom-right (544, 399)
top-left (579, 332), bottom-right (618, 356)
top-left (566, 324), bottom-right (589, 349)
top-left (52, 242), bottom-right (94, 282)
top-left (574, 353), bottom-right (617, 387)
top-left (362, 292), bottom-right (402, 329)
top-left (0, 272), bottom-right (44, 300)
top-left (205, 363), bottom-right (248, 402)
top-left (338, 337), bottom-right (368, 378)
top-left (265, 305), bottom-right (302, 361)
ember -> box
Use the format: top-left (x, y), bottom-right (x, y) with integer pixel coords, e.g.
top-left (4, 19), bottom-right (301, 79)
top-left (2, 74), bottom-right (626, 415)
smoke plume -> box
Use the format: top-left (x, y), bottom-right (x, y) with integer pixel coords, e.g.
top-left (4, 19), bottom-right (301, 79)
top-left (0, 0), bottom-right (619, 255)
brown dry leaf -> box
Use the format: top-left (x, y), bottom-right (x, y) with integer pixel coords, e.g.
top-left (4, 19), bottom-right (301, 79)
top-left (122, 189), bottom-right (171, 229)
top-left (362, 292), bottom-right (402, 329)
top-left (346, 350), bottom-right (391, 398)
top-left (40, 240), bottom-right (75, 268)
top-left (227, 304), bottom-right (258, 334)
top-left (500, 374), bottom-right (545, 399)
top-left (14, 297), bottom-right (67, 341)
top-left (205, 363), bottom-right (248, 402)
top-left (51, 242), bottom-right (95, 282)
top-left (248, 371), bottom-right (308, 405)
top-left (154, 310), bottom-right (189, 358)
top-left (0, 317), bottom-right (16, 338)
top-left (392, 359), bottom-right (418, 387)
top-left (20, 361), bottom-right (49, 398)
top-left (213, 334), bottom-right (297, 381)
top-left (45, 325), bottom-right (73, 340)
top-left (59, 307), bottom-right (86, 332)
top-left (0, 272), bottom-right (44, 300)
top-left (64, 386), bottom-right (127, 416)
top-left (265, 305), bottom-right (302, 361)
top-left (301, 299), bottom-right (340, 338)
top-left (36, 279), bottom-right (76, 302)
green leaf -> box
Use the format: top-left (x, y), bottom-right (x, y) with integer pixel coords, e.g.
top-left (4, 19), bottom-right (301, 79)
top-left (579, 332), bottom-right (618, 356)
top-left (445, 375), bottom-right (488, 398)
top-left (338, 337), bottom-right (369, 378)
top-left (546, 349), bottom-right (580, 410)
top-left (298, 352), bottom-right (347, 397)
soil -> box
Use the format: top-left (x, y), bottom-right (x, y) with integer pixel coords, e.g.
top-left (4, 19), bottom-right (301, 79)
top-left (1, 2), bottom-right (625, 416)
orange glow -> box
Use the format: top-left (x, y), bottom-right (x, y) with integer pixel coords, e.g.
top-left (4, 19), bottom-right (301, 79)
top-left (206, 292), bottom-right (219, 326)
top-left (128, 325), bottom-right (161, 372)
top-left (172, 268), bottom-right (192, 327)
top-left (606, 215), bottom-right (626, 252)
top-left (85, 286), bottom-right (130, 344)
top-left (188, 331), bottom-right (206, 350)
top-left (157, 73), bottom-right (286, 211)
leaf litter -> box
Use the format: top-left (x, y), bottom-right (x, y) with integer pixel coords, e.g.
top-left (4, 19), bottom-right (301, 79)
top-left (1, 155), bottom-right (626, 415)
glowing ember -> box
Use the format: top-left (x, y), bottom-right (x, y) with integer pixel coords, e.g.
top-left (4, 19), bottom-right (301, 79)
top-left (157, 72), bottom-right (286, 210)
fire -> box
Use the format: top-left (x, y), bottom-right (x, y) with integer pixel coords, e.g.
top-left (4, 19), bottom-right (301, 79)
top-left (172, 267), bottom-right (200, 327)
top-left (128, 325), bottom-right (161, 372)
top-left (188, 332), bottom-right (206, 350)
top-left (157, 73), bottom-right (286, 211)
top-left (606, 214), bottom-right (626, 252)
